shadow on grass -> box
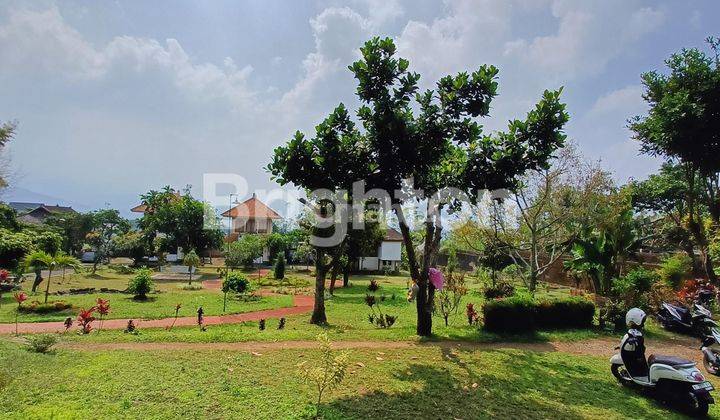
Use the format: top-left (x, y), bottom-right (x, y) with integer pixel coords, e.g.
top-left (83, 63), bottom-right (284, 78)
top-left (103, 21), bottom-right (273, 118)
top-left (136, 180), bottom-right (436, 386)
top-left (323, 347), bottom-right (691, 419)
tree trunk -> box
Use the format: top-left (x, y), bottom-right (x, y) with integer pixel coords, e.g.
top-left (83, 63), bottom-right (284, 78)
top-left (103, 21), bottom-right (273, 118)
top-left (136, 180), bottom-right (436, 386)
top-left (310, 248), bottom-right (327, 325)
top-left (342, 260), bottom-right (351, 287)
top-left (31, 269), bottom-right (43, 292)
top-left (44, 269), bottom-right (53, 303)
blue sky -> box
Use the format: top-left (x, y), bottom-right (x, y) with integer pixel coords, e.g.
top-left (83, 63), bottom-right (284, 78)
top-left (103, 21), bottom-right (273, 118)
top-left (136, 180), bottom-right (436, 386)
top-left (0, 0), bottom-right (718, 216)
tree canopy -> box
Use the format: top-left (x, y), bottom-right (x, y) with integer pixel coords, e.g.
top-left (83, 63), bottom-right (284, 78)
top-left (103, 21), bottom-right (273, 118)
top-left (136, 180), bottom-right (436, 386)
top-left (268, 37), bottom-right (569, 336)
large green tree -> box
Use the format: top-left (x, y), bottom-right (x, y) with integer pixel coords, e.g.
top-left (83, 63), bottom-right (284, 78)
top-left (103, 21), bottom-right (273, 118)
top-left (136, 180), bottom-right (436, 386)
top-left (269, 37), bottom-right (568, 335)
top-left (630, 36), bottom-right (720, 281)
top-left (86, 209), bottom-right (130, 273)
top-left (45, 212), bottom-right (95, 256)
top-left (138, 187), bottom-right (223, 258)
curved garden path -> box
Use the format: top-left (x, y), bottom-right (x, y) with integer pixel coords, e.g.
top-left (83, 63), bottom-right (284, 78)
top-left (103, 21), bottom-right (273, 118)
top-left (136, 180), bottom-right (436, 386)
top-left (0, 279), bottom-right (313, 335)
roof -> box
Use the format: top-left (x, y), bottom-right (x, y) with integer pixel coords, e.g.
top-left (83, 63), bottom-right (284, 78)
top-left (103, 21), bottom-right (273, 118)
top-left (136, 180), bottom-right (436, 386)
top-left (384, 228), bottom-right (404, 242)
top-left (8, 202), bottom-right (75, 214)
top-left (221, 195), bottom-right (281, 219)
top-left (131, 191), bottom-right (181, 213)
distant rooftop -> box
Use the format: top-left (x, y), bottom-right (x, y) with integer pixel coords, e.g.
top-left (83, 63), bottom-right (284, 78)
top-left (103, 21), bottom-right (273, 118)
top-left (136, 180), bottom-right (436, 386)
top-left (221, 194), bottom-right (281, 219)
top-left (8, 202), bottom-right (76, 214)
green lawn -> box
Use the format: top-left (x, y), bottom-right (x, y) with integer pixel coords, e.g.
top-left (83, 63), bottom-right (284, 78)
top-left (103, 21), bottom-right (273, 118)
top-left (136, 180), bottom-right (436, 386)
top-left (0, 339), bottom-right (713, 419)
top-left (0, 268), bottom-right (292, 323)
top-left (56, 275), bottom-right (679, 345)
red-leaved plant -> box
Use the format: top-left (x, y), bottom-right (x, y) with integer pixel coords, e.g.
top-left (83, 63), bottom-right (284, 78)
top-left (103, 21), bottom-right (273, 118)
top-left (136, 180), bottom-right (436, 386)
top-left (0, 269), bottom-right (9, 281)
top-left (95, 298), bottom-right (110, 332)
top-left (77, 307), bottom-right (96, 334)
top-left (466, 303), bottom-right (479, 326)
top-left (677, 279), bottom-right (716, 305)
top-left (13, 292), bottom-right (27, 335)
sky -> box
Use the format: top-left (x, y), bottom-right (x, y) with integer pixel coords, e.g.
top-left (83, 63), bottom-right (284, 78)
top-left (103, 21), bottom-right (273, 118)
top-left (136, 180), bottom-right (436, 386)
top-left (0, 0), bottom-right (718, 217)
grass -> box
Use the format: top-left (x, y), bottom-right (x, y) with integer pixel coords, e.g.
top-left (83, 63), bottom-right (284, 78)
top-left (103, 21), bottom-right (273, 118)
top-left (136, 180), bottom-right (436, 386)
top-left (57, 277), bottom-right (623, 344)
top-left (0, 268), bottom-right (292, 322)
top-left (0, 267), bottom-right (712, 418)
top-left (0, 338), bottom-right (714, 419)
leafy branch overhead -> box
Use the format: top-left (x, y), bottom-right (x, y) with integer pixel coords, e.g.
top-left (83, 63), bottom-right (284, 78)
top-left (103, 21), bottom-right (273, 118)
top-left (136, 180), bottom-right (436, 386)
top-left (268, 37), bottom-right (569, 201)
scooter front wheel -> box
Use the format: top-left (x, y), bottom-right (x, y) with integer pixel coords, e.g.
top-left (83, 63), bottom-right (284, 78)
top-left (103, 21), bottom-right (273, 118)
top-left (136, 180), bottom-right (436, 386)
top-left (684, 393), bottom-right (709, 417)
top-left (611, 364), bottom-right (632, 386)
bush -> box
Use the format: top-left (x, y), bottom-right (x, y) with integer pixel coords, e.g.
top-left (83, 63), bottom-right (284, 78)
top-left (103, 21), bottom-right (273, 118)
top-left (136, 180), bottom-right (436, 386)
top-left (274, 254), bottom-right (286, 280)
top-left (611, 267), bottom-right (659, 309)
top-left (128, 268), bottom-right (154, 299)
top-left (657, 253), bottom-right (692, 289)
top-left (18, 300), bottom-right (72, 314)
top-left (483, 296), bottom-right (595, 333)
top-left (223, 272), bottom-right (250, 294)
top-left (483, 281), bottom-right (514, 299)
top-left (24, 334), bottom-right (58, 353)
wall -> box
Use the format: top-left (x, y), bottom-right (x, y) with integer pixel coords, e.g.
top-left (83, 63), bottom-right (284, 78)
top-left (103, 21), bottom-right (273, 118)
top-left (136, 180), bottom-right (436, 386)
top-left (379, 241), bottom-right (401, 261)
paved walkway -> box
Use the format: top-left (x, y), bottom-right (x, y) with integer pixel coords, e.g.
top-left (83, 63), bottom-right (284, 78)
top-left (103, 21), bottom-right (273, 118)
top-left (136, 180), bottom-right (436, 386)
top-left (0, 281), bottom-right (313, 335)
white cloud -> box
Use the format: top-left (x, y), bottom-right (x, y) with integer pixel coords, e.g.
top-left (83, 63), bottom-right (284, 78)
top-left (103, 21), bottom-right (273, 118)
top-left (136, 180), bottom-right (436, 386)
top-left (504, 1), bottom-right (665, 78)
top-left (0, 6), bottom-right (256, 109)
top-left (280, 7), bottom-right (371, 115)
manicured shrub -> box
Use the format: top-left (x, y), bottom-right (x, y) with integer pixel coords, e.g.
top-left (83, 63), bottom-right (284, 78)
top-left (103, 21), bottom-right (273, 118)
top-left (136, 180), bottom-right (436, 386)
top-left (128, 268), bottom-right (154, 299)
top-left (25, 334), bottom-right (58, 353)
top-left (535, 297), bottom-right (595, 329)
top-left (482, 295), bottom-right (536, 333)
top-left (274, 254), bottom-right (285, 280)
top-left (483, 296), bottom-right (595, 333)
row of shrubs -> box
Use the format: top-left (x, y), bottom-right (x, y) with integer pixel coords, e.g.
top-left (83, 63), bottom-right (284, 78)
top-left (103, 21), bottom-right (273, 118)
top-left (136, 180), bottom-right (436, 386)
top-left (482, 296), bottom-right (595, 333)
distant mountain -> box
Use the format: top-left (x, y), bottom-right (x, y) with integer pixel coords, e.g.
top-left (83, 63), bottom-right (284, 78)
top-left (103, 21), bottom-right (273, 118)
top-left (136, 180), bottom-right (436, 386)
top-left (0, 186), bottom-right (91, 212)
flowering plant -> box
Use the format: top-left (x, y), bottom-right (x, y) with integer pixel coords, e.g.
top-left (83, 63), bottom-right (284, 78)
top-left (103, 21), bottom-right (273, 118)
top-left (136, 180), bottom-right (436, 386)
top-left (0, 270), bottom-right (9, 281)
top-left (13, 292), bottom-right (27, 305)
top-left (77, 307), bottom-right (96, 334)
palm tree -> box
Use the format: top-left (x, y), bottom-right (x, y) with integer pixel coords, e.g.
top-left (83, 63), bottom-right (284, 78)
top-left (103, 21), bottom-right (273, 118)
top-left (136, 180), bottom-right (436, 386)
top-left (55, 253), bottom-right (82, 284)
top-left (22, 251), bottom-right (81, 303)
top-left (182, 249), bottom-right (201, 285)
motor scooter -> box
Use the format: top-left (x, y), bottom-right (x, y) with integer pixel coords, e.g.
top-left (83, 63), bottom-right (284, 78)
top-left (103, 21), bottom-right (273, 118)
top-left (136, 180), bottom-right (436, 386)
top-left (611, 330), bottom-right (715, 416)
top-left (700, 327), bottom-right (720, 376)
top-left (657, 302), bottom-right (717, 336)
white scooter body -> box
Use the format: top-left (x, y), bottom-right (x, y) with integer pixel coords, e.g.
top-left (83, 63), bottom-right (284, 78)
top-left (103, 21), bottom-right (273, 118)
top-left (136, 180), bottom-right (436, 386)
top-left (610, 333), bottom-right (709, 387)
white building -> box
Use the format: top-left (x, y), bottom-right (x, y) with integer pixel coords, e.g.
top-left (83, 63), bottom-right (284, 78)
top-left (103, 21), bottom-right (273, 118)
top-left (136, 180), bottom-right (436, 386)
top-left (358, 228), bottom-right (404, 272)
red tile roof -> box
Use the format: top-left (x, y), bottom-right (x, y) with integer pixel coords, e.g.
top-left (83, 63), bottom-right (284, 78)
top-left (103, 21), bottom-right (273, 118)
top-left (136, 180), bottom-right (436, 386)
top-left (131, 191), bottom-right (181, 213)
top-left (384, 228), bottom-right (404, 242)
top-left (221, 196), bottom-right (281, 219)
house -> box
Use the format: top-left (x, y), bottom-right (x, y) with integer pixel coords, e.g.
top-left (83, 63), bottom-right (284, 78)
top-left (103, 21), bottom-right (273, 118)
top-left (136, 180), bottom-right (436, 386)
top-left (130, 190), bottom-right (181, 214)
top-left (358, 228), bottom-right (404, 272)
top-left (221, 194), bottom-right (282, 263)
top-left (8, 202), bottom-right (76, 224)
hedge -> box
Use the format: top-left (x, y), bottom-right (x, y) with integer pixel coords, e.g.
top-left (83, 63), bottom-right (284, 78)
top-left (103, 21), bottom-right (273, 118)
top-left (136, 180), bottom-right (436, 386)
top-left (483, 296), bottom-right (595, 333)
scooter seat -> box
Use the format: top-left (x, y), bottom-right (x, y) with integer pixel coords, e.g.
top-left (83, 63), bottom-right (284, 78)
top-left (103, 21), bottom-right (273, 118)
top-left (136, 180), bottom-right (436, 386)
top-left (648, 354), bottom-right (693, 367)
